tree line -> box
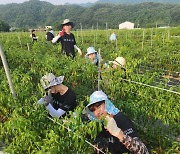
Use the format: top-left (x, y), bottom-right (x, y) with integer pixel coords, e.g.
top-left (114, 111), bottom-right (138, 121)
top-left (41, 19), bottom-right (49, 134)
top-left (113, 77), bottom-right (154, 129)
top-left (98, 0), bottom-right (180, 5)
top-left (0, 0), bottom-right (179, 31)
top-left (0, 20), bottom-right (10, 32)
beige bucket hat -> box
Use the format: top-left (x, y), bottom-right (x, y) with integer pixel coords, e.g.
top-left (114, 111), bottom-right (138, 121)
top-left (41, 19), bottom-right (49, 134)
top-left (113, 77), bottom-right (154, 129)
top-left (112, 57), bottom-right (126, 68)
top-left (40, 73), bottom-right (64, 90)
top-left (61, 19), bottom-right (74, 28)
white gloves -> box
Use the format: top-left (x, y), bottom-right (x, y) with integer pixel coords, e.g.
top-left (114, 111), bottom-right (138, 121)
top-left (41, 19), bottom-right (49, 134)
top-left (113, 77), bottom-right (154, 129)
top-left (77, 48), bottom-right (82, 55)
top-left (37, 97), bottom-right (47, 105)
top-left (74, 45), bottom-right (82, 55)
top-left (105, 115), bottom-right (121, 137)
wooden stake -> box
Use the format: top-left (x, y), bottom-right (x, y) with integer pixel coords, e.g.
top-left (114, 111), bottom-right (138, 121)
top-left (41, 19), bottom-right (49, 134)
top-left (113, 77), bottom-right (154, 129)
top-left (0, 44), bottom-right (17, 99)
top-left (168, 28), bottom-right (170, 40)
top-left (162, 32), bottom-right (165, 47)
top-left (142, 30), bottom-right (145, 50)
top-left (151, 28), bottom-right (153, 48)
top-left (80, 23), bottom-right (83, 44)
top-left (116, 39), bottom-right (118, 51)
top-left (98, 48), bottom-right (101, 91)
top-left (18, 36), bottom-right (22, 48)
top-left (27, 43), bottom-right (30, 51)
top-left (94, 33), bottom-right (96, 47)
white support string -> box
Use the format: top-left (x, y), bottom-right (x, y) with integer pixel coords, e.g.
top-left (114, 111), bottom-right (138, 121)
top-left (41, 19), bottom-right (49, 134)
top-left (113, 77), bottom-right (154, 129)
top-left (47, 116), bottom-right (106, 154)
top-left (98, 48), bottom-right (101, 91)
top-left (120, 78), bottom-right (180, 95)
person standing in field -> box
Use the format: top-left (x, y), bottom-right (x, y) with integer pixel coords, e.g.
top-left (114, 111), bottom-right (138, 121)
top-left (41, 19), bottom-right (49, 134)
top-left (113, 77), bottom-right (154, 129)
top-left (52, 19), bottom-right (82, 58)
top-left (109, 32), bottom-right (117, 41)
top-left (37, 73), bottom-right (77, 118)
top-left (30, 29), bottom-right (38, 42)
top-left (85, 91), bottom-right (149, 154)
top-left (46, 27), bottom-right (54, 42)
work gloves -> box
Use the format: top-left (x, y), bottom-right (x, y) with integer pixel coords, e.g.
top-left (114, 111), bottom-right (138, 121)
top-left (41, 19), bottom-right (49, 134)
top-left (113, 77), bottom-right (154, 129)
top-left (105, 115), bottom-right (121, 137)
top-left (37, 90), bottom-right (53, 106)
top-left (77, 48), bottom-right (82, 55)
top-left (74, 45), bottom-right (82, 55)
top-left (59, 29), bottom-right (65, 37)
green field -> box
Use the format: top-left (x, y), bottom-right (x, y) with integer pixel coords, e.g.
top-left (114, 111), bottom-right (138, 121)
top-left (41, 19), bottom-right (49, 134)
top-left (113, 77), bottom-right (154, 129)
top-left (0, 27), bottom-right (180, 153)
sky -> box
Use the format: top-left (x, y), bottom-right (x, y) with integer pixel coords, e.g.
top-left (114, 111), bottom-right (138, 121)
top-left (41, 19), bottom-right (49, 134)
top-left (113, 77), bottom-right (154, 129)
top-left (0, 0), bottom-right (98, 5)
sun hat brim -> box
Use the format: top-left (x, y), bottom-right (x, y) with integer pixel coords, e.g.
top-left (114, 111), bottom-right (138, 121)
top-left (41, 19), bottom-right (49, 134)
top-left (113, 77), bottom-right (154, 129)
top-left (61, 22), bottom-right (74, 29)
top-left (44, 76), bottom-right (64, 90)
top-left (112, 60), bottom-right (125, 68)
top-left (85, 50), bottom-right (97, 57)
top-left (86, 91), bottom-right (108, 108)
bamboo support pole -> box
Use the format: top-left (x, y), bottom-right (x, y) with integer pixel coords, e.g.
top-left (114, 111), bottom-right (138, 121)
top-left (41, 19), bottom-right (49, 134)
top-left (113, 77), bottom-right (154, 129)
top-left (0, 44), bottom-right (17, 99)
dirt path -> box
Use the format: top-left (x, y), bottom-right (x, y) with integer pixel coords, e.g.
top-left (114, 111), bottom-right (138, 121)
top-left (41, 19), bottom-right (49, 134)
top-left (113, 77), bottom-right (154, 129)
top-left (162, 75), bottom-right (180, 81)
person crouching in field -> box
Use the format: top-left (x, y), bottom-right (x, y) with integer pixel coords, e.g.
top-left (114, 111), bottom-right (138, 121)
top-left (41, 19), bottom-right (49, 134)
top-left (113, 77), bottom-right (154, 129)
top-left (85, 91), bottom-right (149, 154)
top-left (52, 19), bottom-right (82, 58)
top-left (111, 57), bottom-right (126, 70)
top-left (101, 56), bottom-right (127, 90)
top-left (37, 73), bottom-right (77, 118)
top-left (103, 56), bottom-right (127, 79)
top-left (85, 47), bottom-right (102, 66)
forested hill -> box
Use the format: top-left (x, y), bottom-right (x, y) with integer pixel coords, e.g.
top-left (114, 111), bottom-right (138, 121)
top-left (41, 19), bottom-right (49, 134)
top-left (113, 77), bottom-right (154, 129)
top-left (97, 0), bottom-right (180, 4)
top-left (0, 0), bottom-right (179, 29)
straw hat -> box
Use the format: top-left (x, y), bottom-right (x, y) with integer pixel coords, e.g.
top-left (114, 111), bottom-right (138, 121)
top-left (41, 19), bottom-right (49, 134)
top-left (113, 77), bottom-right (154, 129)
top-left (61, 19), bottom-right (74, 28)
top-left (112, 57), bottom-right (126, 68)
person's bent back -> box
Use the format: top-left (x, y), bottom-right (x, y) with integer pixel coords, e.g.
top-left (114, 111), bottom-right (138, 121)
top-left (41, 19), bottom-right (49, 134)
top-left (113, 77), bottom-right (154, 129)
top-left (38, 73), bottom-right (77, 118)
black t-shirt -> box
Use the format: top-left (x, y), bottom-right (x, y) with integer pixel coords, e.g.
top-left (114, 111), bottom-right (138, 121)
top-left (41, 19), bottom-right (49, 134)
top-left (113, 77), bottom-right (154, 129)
top-left (96, 112), bottom-right (138, 154)
top-left (46, 31), bottom-right (54, 41)
top-left (51, 88), bottom-right (77, 112)
top-left (95, 53), bottom-right (99, 66)
top-left (58, 33), bottom-right (76, 57)
top-left (32, 33), bottom-right (37, 41)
